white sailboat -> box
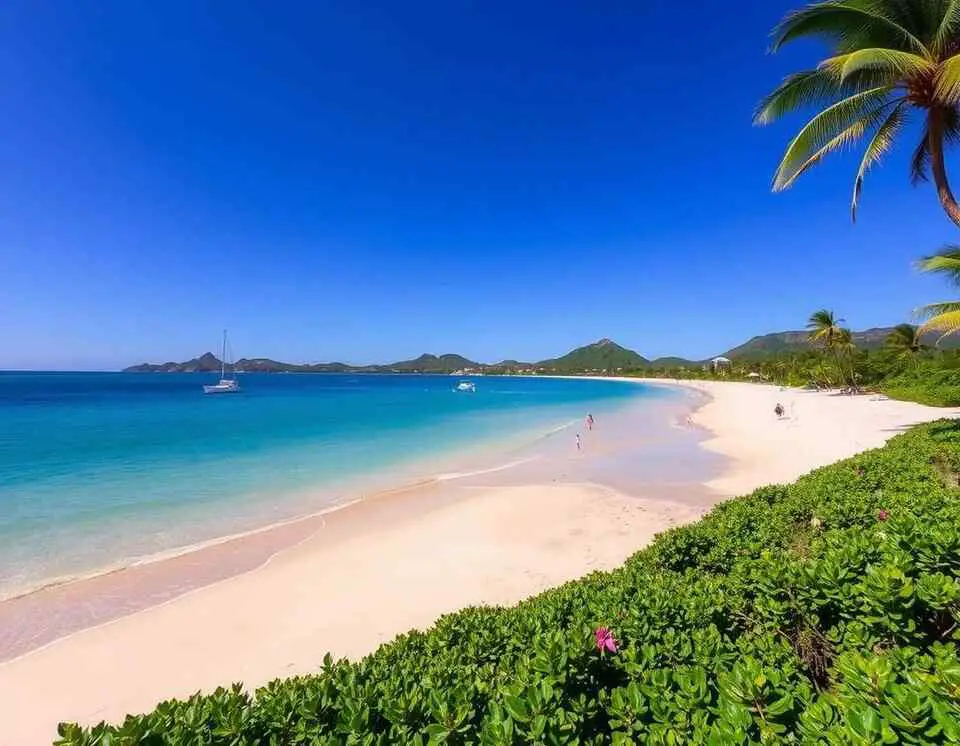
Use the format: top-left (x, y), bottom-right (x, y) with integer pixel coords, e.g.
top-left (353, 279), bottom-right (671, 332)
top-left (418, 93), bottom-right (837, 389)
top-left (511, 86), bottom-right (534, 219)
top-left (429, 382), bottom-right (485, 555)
top-left (203, 330), bottom-right (240, 394)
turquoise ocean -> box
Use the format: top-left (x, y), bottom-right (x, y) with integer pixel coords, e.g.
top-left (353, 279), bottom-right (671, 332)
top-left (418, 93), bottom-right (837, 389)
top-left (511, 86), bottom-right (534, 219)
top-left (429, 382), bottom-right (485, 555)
top-left (0, 372), bottom-right (680, 598)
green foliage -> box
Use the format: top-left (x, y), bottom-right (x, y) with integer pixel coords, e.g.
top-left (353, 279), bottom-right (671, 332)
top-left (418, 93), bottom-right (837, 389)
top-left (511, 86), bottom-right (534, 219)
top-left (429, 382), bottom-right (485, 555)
top-left (918, 246), bottom-right (960, 341)
top-left (637, 337), bottom-right (960, 407)
top-left (883, 366), bottom-right (960, 406)
top-left (57, 422), bottom-right (960, 744)
top-left (757, 0), bottom-right (960, 225)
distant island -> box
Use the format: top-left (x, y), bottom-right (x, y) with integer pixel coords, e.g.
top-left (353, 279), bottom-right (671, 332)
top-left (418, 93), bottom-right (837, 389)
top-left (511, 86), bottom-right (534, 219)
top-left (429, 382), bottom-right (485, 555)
top-left (124, 327), bottom-right (954, 375)
top-left (123, 339), bottom-right (646, 375)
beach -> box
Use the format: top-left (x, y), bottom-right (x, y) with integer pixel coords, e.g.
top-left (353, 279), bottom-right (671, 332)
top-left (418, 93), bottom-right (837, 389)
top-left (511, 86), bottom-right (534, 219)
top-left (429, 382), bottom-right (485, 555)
top-left (666, 380), bottom-right (957, 495)
top-left (1, 379), bottom-right (956, 745)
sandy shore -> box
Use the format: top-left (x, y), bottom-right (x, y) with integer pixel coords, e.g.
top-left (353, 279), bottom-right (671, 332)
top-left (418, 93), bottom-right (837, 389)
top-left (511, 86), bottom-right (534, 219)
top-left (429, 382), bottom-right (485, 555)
top-left (1, 380), bottom-right (955, 745)
top-left (642, 380), bottom-right (959, 495)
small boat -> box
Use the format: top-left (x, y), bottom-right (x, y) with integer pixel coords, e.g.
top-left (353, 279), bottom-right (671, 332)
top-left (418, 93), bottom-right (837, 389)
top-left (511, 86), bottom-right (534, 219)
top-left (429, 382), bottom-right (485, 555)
top-left (455, 381), bottom-right (476, 392)
top-left (203, 330), bottom-right (241, 394)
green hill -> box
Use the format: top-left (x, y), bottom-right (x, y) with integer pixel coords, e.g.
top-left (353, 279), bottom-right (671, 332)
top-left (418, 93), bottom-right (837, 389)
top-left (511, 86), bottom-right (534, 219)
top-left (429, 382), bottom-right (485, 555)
top-left (720, 326), bottom-right (960, 359)
top-left (124, 352), bottom-right (223, 373)
top-left (648, 355), bottom-right (700, 367)
top-left (123, 341), bottom-right (646, 374)
top-left (536, 338), bottom-right (648, 371)
top-left (384, 353), bottom-right (480, 373)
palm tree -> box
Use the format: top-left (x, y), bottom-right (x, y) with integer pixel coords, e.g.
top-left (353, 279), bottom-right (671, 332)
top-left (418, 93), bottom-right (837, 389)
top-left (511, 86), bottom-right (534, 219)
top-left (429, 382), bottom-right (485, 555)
top-left (807, 310), bottom-right (857, 385)
top-left (807, 309), bottom-right (844, 349)
top-left (885, 323), bottom-right (928, 363)
top-left (834, 327), bottom-right (857, 356)
top-left (756, 0), bottom-right (960, 226)
top-left (917, 246), bottom-right (960, 337)
top-left (834, 327), bottom-right (859, 385)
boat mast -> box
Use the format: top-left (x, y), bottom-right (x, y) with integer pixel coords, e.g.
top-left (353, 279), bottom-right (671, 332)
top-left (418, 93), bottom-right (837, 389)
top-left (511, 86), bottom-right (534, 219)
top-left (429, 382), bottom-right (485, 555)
top-left (221, 329), bottom-right (227, 380)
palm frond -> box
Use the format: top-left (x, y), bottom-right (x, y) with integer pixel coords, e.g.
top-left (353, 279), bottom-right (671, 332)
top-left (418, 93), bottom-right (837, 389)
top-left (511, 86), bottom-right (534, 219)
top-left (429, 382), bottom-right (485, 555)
top-left (773, 87), bottom-right (895, 191)
top-left (808, 309), bottom-right (843, 328)
top-left (933, 0), bottom-right (960, 54)
top-left (936, 53), bottom-right (960, 104)
top-left (807, 309), bottom-right (845, 347)
top-left (834, 327), bottom-right (857, 348)
top-left (851, 102), bottom-right (907, 220)
top-left (908, 107), bottom-right (960, 184)
top-left (918, 309), bottom-right (960, 340)
top-left (820, 48), bottom-right (934, 80)
top-left (755, 68), bottom-right (900, 124)
top-left (756, 70), bottom-right (841, 126)
top-left (911, 123), bottom-right (932, 183)
top-left (786, 109), bottom-right (890, 189)
top-left (910, 105), bottom-right (960, 186)
top-left (885, 322), bottom-right (918, 345)
top-left (771, 2), bottom-right (929, 56)
top-left (917, 245), bottom-right (960, 285)
top-left (916, 300), bottom-right (960, 318)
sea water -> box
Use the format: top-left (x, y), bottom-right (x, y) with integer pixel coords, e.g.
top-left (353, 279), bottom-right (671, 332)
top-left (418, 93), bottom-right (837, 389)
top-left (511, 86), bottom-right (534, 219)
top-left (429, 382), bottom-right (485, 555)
top-left (0, 372), bottom-right (683, 597)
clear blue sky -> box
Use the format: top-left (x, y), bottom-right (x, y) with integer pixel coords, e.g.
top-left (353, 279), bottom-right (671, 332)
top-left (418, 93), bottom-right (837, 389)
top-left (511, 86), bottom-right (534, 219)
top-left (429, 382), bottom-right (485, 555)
top-left (1, 1), bottom-right (956, 369)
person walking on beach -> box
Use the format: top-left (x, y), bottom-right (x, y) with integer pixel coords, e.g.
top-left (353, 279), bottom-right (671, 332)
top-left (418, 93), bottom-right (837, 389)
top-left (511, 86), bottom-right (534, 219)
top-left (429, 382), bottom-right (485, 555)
top-left (585, 413), bottom-right (594, 431)
top-left (576, 433), bottom-right (582, 451)
top-left (774, 402), bottom-right (784, 419)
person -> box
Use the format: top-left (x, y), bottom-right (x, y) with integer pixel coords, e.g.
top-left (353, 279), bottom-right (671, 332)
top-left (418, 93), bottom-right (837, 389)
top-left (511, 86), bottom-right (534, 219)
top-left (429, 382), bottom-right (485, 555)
top-left (774, 402), bottom-right (784, 419)
top-left (576, 433), bottom-right (582, 451)
top-left (585, 413), bottom-right (594, 431)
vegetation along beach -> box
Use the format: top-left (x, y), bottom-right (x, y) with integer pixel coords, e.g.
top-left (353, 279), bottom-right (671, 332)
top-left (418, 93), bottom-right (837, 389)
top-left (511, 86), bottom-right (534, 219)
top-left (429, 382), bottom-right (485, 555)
top-left (5, 0), bottom-right (960, 744)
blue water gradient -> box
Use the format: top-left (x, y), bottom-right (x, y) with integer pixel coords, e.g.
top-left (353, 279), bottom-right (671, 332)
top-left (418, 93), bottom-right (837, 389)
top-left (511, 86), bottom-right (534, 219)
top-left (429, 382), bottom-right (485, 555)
top-left (0, 373), bottom-right (674, 594)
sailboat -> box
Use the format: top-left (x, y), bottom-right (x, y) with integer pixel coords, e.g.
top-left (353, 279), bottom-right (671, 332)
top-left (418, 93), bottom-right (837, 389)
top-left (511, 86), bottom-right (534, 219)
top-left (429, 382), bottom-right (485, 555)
top-left (203, 330), bottom-right (241, 394)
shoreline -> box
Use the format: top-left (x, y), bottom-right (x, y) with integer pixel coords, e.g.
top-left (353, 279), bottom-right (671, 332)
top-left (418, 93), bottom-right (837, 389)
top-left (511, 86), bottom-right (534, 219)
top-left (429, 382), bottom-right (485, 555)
top-left (636, 379), bottom-right (959, 495)
top-left (0, 377), bottom-right (662, 605)
top-left (3, 380), bottom-right (956, 744)
top-left (0, 383), bottom-right (705, 664)
top-left (0, 374), bottom-right (659, 606)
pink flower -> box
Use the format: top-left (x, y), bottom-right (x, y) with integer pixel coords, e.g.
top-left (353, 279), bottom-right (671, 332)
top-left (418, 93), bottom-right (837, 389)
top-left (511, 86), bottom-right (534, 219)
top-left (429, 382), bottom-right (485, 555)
top-left (877, 509), bottom-right (889, 522)
top-left (594, 626), bottom-right (617, 653)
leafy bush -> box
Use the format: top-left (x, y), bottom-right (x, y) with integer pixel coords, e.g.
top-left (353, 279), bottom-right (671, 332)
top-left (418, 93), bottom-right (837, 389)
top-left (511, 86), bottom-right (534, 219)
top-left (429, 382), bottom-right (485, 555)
top-left (57, 422), bottom-right (960, 745)
top-left (882, 367), bottom-right (960, 407)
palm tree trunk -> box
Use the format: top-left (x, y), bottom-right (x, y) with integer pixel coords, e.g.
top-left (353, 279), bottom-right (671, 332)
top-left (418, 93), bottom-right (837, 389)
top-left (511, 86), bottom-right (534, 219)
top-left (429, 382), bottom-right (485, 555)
top-left (929, 107), bottom-right (960, 228)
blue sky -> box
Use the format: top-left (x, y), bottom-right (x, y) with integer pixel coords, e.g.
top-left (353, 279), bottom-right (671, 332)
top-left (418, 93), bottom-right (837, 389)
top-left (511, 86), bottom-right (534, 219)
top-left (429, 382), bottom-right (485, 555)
top-left (1, 1), bottom-right (957, 369)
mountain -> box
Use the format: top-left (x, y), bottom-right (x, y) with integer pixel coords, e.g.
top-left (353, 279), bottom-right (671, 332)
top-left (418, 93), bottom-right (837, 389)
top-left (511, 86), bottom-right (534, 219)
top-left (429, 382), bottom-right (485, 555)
top-left (124, 328), bottom-right (959, 374)
top-left (536, 338), bottom-right (648, 371)
top-left (385, 353), bottom-right (481, 373)
top-left (124, 352), bottom-right (482, 374)
top-left (648, 356), bottom-right (700, 367)
top-left (123, 340), bottom-right (646, 374)
top-left (124, 352), bottom-right (223, 373)
top-left (494, 359), bottom-right (535, 369)
top-left (722, 326), bottom-right (960, 359)
top-left (235, 358), bottom-right (354, 373)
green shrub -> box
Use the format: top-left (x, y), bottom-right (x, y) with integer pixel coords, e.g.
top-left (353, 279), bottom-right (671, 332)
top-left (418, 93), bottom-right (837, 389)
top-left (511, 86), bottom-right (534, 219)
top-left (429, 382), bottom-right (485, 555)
top-left (57, 422), bottom-right (960, 745)
top-left (882, 367), bottom-right (960, 407)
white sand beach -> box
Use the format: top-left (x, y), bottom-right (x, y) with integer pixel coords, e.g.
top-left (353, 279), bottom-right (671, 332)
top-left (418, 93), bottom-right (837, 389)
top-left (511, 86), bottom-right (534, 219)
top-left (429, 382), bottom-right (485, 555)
top-left (1, 380), bottom-right (956, 745)
top-left (655, 380), bottom-right (958, 495)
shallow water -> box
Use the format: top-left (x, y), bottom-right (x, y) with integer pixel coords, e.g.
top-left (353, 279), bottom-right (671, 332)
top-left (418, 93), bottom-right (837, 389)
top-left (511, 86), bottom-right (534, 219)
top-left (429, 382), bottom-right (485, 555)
top-left (0, 372), bottom-right (680, 597)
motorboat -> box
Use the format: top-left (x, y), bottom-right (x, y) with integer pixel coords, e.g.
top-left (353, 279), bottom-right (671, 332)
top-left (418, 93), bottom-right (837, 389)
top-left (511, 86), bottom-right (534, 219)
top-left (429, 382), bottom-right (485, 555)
top-left (455, 381), bottom-right (476, 392)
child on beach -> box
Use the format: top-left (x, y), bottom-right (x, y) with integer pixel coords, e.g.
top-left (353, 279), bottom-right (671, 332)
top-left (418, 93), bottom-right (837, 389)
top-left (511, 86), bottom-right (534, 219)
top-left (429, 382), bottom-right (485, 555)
top-left (576, 433), bottom-right (581, 451)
